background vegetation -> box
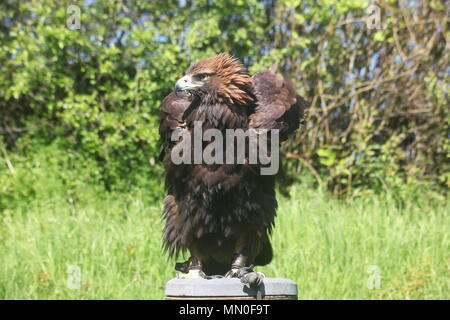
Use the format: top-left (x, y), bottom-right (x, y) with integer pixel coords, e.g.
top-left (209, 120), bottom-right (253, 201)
top-left (0, 0), bottom-right (448, 299)
top-left (2, 186), bottom-right (448, 299)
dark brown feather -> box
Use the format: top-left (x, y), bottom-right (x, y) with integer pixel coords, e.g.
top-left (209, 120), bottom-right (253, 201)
top-left (158, 55), bottom-right (306, 274)
top-left (250, 64), bottom-right (306, 140)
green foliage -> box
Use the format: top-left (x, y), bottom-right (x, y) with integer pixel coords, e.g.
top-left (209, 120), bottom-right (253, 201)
top-left (0, 139), bottom-right (164, 213)
top-left (0, 184), bottom-right (448, 299)
top-left (0, 141), bottom-right (101, 212)
top-left (0, 0), bottom-right (448, 203)
top-left (0, 1), bottom-right (448, 300)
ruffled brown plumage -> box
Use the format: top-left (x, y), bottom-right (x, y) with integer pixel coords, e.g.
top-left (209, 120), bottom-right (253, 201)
top-left (159, 53), bottom-right (306, 275)
top-left (186, 53), bottom-right (255, 105)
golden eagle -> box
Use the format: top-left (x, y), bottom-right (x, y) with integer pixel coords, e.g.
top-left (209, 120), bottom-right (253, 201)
top-left (159, 53), bottom-right (306, 281)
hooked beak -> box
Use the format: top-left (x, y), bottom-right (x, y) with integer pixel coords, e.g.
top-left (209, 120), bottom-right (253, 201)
top-left (174, 75), bottom-right (201, 92)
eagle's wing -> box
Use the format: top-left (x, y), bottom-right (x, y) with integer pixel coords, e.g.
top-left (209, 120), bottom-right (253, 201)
top-left (249, 64), bottom-right (306, 141)
top-left (158, 91), bottom-right (194, 258)
top-left (158, 91), bottom-right (193, 161)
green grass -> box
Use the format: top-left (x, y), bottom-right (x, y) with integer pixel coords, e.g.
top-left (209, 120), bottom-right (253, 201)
top-left (0, 184), bottom-right (449, 299)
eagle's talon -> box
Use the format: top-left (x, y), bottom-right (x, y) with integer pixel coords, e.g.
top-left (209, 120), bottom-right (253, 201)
top-left (224, 268), bottom-right (240, 278)
top-left (225, 265), bottom-right (265, 287)
top-left (175, 261), bottom-right (189, 274)
top-left (175, 257), bottom-right (206, 278)
top-left (176, 269), bottom-right (206, 279)
top-left (241, 271), bottom-right (266, 287)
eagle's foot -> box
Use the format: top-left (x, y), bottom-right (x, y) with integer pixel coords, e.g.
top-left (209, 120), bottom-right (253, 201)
top-left (241, 270), bottom-right (266, 287)
top-left (175, 256), bottom-right (207, 279)
top-left (225, 264), bottom-right (265, 287)
top-left (176, 269), bottom-right (208, 279)
top-left (224, 268), bottom-right (240, 278)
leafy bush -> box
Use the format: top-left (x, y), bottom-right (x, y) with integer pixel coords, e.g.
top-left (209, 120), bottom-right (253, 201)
top-left (0, 0), bottom-right (448, 202)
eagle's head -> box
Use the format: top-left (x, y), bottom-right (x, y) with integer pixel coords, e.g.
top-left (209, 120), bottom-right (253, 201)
top-left (174, 53), bottom-right (254, 105)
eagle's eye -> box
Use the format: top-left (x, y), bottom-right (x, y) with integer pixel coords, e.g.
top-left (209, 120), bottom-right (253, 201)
top-left (195, 73), bottom-right (212, 81)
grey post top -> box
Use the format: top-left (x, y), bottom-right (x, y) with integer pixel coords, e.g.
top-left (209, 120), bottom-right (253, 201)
top-left (165, 278), bottom-right (298, 298)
